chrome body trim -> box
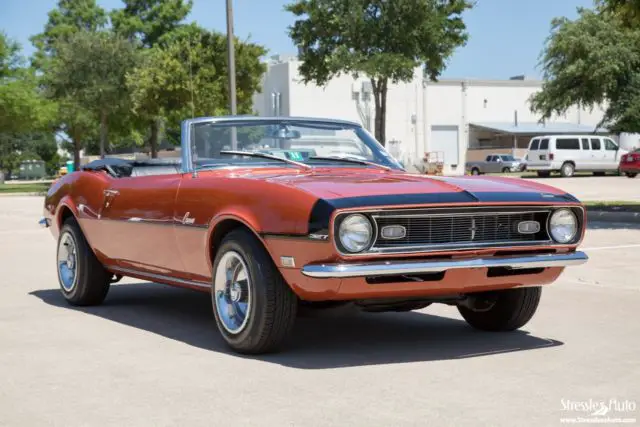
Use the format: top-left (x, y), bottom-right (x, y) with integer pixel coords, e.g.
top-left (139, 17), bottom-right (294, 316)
top-left (109, 266), bottom-right (210, 289)
top-left (370, 209), bottom-right (550, 219)
top-left (301, 251), bottom-right (588, 278)
top-left (363, 240), bottom-right (555, 254)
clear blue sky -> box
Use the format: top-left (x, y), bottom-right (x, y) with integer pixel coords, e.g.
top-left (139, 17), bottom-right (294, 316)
top-left (1, 0), bottom-right (594, 79)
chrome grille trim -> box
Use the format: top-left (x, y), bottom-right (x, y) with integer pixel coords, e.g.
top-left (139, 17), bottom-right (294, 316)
top-left (332, 205), bottom-right (583, 256)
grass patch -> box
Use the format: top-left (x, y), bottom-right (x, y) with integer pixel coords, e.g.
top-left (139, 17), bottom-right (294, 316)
top-left (584, 200), bottom-right (640, 213)
top-left (0, 182), bottom-right (51, 194)
top-left (583, 200), bottom-right (640, 207)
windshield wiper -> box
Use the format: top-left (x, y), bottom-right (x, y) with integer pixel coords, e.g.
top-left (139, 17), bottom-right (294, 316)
top-left (219, 150), bottom-right (312, 170)
top-left (308, 155), bottom-right (392, 171)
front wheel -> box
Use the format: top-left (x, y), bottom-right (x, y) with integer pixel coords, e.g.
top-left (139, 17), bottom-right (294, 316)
top-left (470, 168), bottom-right (480, 175)
top-left (458, 287), bottom-right (542, 331)
top-left (56, 218), bottom-right (111, 306)
top-left (211, 228), bottom-right (298, 354)
top-left (501, 167), bottom-right (510, 173)
top-left (626, 172), bottom-right (638, 178)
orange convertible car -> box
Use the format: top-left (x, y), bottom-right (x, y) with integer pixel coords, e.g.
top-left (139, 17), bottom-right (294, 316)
top-left (41, 116), bottom-right (588, 354)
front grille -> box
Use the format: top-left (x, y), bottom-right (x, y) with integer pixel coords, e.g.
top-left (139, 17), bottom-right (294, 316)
top-left (374, 210), bottom-right (550, 248)
top-left (343, 207), bottom-right (554, 255)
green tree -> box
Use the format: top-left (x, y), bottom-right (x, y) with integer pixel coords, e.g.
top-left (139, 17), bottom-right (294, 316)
top-left (127, 25), bottom-right (267, 155)
top-left (111, 0), bottom-right (193, 157)
top-left (1, 32), bottom-right (56, 134)
top-left (597, 0), bottom-right (640, 26)
top-left (111, 0), bottom-right (193, 47)
top-left (0, 32), bottom-right (22, 78)
top-left (46, 30), bottom-right (140, 158)
top-left (530, 8), bottom-right (640, 133)
top-left (31, 0), bottom-right (109, 168)
top-left (285, 0), bottom-right (472, 145)
top-left (1, 33), bottom-right (57, 178)
top-left (30, 0), bottom-right (108, 70)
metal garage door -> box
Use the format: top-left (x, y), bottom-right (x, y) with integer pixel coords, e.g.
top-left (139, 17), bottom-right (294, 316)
top-left (430, 125), bottom-right (459, 166)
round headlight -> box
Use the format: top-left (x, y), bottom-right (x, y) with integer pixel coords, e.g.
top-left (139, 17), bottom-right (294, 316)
top-left (338, 214), bottom-right (373, 253)
top-left (549, 209), bottom-right (578, 243)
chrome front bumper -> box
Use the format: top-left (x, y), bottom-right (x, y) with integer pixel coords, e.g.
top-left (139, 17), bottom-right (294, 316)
top-left (301, 251), bottom-right (588, 278)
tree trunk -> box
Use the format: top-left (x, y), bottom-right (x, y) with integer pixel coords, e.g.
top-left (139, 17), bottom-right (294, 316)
top-left (99, 110), bottom-right (108, 159)
top-left (149, 119), bottom-right (160, 158)
top-left (72, 135), bottom-right (81, 171)
top-left (371, 78), bottom-right (388, 145)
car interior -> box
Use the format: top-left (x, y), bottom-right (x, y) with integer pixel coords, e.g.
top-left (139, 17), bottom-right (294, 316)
top-left (81, 158), bottom-right (183, 178)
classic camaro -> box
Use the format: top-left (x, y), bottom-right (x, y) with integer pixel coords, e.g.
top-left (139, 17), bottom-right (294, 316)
top-left (40, 116), bottom-right (588, 354)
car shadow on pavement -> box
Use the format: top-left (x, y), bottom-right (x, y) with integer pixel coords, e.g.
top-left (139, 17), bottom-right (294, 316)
top-left (30, 283), bottom-right (563, 369)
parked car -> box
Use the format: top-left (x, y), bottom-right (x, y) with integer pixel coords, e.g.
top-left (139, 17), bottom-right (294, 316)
top-left (524, 134), bottom-right (628, 177)
top-left (466, 154), bottom-right (525, 175)
top-left (40, 116), bottom-right (588, 354)
top-left (619, 148), bottom-right (640, 178)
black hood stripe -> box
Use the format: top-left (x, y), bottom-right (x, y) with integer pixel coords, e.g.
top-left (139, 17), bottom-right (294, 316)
top-left (307, 191), bottom-right (579, 234)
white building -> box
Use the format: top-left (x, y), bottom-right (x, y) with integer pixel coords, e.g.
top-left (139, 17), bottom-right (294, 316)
top-left (252, 55), bottom-right (613, 175)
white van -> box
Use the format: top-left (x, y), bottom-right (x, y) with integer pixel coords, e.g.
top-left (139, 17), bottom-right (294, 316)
top-left (525, 135), bottom-right (628, 177)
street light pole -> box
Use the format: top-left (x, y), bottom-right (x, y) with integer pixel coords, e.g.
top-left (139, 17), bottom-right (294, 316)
top-left (226, 0), bottom-right (238, 149)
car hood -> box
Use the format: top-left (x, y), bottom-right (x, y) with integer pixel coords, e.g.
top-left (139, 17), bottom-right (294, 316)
top-left (266, 170), bottom-right (578, 205)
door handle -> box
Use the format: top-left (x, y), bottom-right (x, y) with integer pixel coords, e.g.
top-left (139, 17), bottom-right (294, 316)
top-left (103, 189), bottom-right (119, 209)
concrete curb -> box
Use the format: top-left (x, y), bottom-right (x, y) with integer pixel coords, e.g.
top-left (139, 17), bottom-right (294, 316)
top-left (587, 209), bottom-right (640, 224)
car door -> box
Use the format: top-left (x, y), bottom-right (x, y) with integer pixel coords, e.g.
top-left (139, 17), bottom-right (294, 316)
top-left (97, 172), bottom-right (185, 276)
top-left (580, 138), bottom-right (592, 169)
top-left (602, 137), bottom-right (621, 170)
top-left (486, 155), bottom-right (499, 173)
top-left (589, 137), bottom-right (605, 170)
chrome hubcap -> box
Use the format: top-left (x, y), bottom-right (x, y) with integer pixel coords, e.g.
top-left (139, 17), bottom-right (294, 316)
top-left (57, 232), bottom-right (78, 292)
top-left (214, 251), bottom-right (251, 334)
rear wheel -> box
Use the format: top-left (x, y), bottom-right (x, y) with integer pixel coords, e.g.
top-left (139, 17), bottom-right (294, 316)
top-left (458, 287), bottom-right (542, 331)
top-left (56, 218), bottom-right (111, 306)
top-left (561, 162), bottom-right (575, 177)
top-left (471, 168), bottom-right (480, 175)
top-left (501, 167), bottom-right (510, 173)
top-left (626, 172), bottom-right (638, 178)
top-left (211, 228), bottom-right (298, 354)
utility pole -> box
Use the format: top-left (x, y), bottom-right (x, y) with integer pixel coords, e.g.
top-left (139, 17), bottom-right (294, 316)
top-left (226, 0), bottom-right (238, 149)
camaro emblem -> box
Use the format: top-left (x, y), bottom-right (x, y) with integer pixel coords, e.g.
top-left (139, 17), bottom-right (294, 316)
top-left (517, 220), bottom-right (540, 234)
top-left (468, 218), bottom-right (478, 240)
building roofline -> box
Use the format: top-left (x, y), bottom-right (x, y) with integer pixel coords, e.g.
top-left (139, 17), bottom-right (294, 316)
top-left (264, 57), bottom-right (544, 87)
top-left (428, 78), bottom-right (543, 87)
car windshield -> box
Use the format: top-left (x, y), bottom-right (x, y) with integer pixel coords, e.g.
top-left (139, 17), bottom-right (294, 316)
top-left (500, 155), bottom-right (516, 161)
top-left (190, 119), bottom-right (404, 170)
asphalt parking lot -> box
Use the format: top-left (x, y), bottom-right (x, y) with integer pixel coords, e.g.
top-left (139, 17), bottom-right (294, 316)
top-left (525, 174), bottom-right (640, 201)
top-left (1, 196), bottom-right (639, 426)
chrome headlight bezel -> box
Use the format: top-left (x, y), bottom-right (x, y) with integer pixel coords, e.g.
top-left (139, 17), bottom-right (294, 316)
top-left (548, 208), bottom-right (579, 244)
top-left (336, 213), bottom-right (374, 254)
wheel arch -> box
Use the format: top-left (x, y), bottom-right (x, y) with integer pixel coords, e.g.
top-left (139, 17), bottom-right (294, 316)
top-left (57, 204), bottom-right (76, 229)
top-left (206, 215), bottom-right (272, 272)
top-left (54, 198), bottom-right (98, 253)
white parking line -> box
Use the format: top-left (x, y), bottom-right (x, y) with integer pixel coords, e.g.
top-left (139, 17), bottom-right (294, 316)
top-left (582, 244), bottom-right (640, 251)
